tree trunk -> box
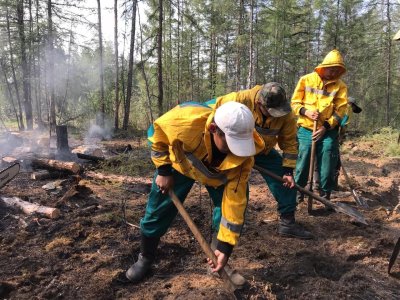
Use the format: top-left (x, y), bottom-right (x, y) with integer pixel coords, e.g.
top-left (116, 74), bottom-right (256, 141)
top-left (176, 0), bottom-right (180, 104)
top-left (123, 0), bottom-right (138, 130)
top-left (56, 125), bottom-right (69, 153)
top-left (157, 0), bottom-right (164, 115)
top-left (235, 0), bottom-right (244, 90)
top-left (1, 196), bottom-right (60, 219)
top-left (34, 0), bottom-right (43, 127)
top-left (17, 0), bottom-right (33, 129)
top-left (114, 0), bottom-right (120, 129)
top-left (97, 0), bottom-right (105, 127)
top-left (246, 0), bottom-right (254, 89)
top-left (138, 10), bottom-right (154, 124)
top-left (0, 59), bottom-right (20, 129)
top-left (6, 3), bottom-right (24, 130)
top-left (385, 0), bottom-right (392, 126)
top-left (32, 158), bottom-right (81, 174)
top-left (47, 0), bottom-right (56, 133)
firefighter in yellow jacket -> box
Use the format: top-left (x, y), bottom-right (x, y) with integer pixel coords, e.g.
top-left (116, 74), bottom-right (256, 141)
top-left (207, 82), bottom-right (312, 239)
top-left (291, 49), bottom-right (348, 201)
top-left (126, 101), bottom-right (264, 283)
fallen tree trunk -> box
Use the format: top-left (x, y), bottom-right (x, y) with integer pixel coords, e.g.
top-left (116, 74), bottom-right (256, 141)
top-left (31, 170), bottom-right (51, 180)
top-left (85, 171), bottom-right (151, 185)
top-left (0, 196), bottom-right (60, 219)
top-left (32, 158), bottom-right (80, 174)
top-left (71, 146), bottom-right (103, 157)
top-left (76, 153), bottom-right (105, 162)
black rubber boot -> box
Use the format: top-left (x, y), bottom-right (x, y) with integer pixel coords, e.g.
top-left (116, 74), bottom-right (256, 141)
top-left (126, 234), bottom-right (160, 283)
top-left (278, 213), bottom-right (313, 239)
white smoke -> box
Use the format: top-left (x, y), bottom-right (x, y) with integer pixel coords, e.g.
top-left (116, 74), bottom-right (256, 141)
top-left (84, 113), bottom-right (114, 144)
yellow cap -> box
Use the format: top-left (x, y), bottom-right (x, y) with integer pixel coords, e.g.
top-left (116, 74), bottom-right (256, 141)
top-left (315, 49), bottom-right (346, 77)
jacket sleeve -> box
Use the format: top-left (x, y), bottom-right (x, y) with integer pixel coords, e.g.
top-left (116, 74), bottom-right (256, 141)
top-left (148, 121), bottom-right (172, 168)
top-left (326, 83), bottom-right (348, 128)
top-left (291, 76), bottom-right (306, 116)
top-left (277, 113), bottom-right (298, 169)
top-left (217, 157), bottom-right (253, 248)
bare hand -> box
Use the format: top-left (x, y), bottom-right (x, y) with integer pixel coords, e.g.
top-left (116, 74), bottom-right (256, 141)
top-left (312, 127), bottom-right (326, 142)
top-left (282, 174), bottom-right (295, 188)
top-left (206, 249), bottom-right (228, 273)
top-left (155, 175), bottom-right (174, 194)
top-left (305, 110), bottom-right (319, 121)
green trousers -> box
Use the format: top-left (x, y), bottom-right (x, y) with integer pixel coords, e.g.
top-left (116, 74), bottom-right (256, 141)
top-left (295, 126), bottom-right (339, 194)
top-left (255, 149), bottom-right (297, 214)
top-left (140, 169), bottom-right (249, 238)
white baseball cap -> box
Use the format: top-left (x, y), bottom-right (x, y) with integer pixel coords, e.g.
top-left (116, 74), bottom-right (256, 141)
top-left (214, 102), bottom-right (256, 157)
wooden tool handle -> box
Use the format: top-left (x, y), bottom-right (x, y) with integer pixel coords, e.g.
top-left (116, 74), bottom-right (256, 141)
top-left (169, 191), bottom-right (237, 292)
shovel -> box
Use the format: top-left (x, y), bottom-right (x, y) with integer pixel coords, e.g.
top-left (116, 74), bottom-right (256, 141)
top-left (340, 162), bottom-right (368, 208)
top-left (253, 165), bottom-right (368, 225)
top-left (306, 120), bottom-right (318, 213)
top-left (169, 191), bottom-right (238, 293)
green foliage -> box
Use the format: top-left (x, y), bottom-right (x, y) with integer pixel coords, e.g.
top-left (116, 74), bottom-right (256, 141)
top-left (360, 127), bottom-right (400, 157)
top-left (98, 147), bottom-right (154, 177)
top-left (0, 0), bottom-right (400, 133)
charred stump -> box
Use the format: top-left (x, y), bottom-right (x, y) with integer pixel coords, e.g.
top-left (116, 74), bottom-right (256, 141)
top-left (56, 125), bottom-right (70, 153)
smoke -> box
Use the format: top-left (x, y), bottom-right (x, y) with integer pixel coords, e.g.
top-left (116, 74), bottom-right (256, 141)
top-left (84, 113), bottom-right (114, 144)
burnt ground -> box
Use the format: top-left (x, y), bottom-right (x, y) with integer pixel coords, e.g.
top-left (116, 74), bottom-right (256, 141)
top-left (0, 133), bottom-right (400, 299)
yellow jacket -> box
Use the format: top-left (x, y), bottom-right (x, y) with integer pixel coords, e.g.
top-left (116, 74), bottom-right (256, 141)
top-left (291, 72), bottom-right (348, 130)
top-left (148, 103), bottom-right (265, 246)
top-left (209, 85), bottom-right (298, 168)
top-left (291, 50), bottom-right (348, 130)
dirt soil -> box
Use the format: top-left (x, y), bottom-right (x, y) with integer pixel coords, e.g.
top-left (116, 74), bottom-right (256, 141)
top-left (1, 134), bottom-right (400, 299)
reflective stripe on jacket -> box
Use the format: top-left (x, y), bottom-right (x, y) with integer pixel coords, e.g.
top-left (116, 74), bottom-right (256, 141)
top-left (148, 103), bottom-right (265, 246)
top-left (291, 72), bottom-right (348, 130)
top-left (208, 85), bottom-right (298, 168)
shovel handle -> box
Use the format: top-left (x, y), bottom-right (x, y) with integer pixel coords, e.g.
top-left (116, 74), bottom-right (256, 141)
top-left (253, 165), bottom-right (368, 225)
top-left (307, 120), bottom-right (318, 213)
top-left (169, 191), bottom-right (237, 292)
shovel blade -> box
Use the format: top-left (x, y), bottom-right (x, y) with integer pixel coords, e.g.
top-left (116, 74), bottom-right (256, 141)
top-left (334, 202), bottom-right (368, 225)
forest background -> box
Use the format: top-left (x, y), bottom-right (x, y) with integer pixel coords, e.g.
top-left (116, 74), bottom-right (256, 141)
top-left (0, 0), bottom-right (399, 136)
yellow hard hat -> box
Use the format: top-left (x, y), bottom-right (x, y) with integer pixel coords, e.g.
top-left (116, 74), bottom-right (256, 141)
top-left (315, 49), bottom-right (346, 77)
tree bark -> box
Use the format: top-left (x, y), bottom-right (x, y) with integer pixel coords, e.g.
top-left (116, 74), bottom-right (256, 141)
top-left (32, 159), bottom-right (81, 174)
top-left (1, 196), bottom-right (60, 219)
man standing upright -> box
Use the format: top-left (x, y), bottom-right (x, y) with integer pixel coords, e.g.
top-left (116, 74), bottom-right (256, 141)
top-left (291, 49), bottom-right (348, 201)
